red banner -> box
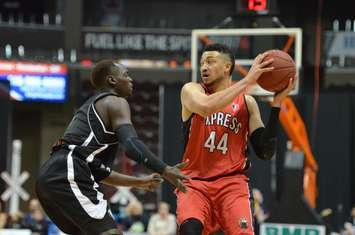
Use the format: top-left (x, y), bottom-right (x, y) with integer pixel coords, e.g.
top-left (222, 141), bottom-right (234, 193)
top-left (0, 60), bottom-right (68, 75)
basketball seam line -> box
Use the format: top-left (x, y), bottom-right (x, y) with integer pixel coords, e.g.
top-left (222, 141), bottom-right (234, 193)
top-left (269, 66), bottom-right (296, 71)
top-left (273, 56), bottom-right (294, 64)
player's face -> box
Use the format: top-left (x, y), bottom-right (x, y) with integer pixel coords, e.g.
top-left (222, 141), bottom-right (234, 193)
top-left (200, 51), bottom-right (230, 85)
top-left (111, 63), bottom-right (133, 98)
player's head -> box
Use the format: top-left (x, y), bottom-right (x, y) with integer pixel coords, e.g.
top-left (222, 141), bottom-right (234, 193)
top-left (91, 59), bottom-right (133, 98)
top-left (200, 43), bottom-right (235, 85)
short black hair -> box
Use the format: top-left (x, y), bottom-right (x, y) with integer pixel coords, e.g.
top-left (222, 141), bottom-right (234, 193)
top-left (90, 59), bottom-right (117, 88)
top-left (203, 43), bottom-right (235, 75)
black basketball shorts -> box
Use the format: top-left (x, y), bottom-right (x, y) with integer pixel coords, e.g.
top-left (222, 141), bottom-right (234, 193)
top-left (35, 148), bottom-right (117, 235)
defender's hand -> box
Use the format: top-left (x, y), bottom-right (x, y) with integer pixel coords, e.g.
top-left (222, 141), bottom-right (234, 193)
top-left (162, 161), bottom-right (190, 193)
top-left (137, 173), bottom-right (163, 191)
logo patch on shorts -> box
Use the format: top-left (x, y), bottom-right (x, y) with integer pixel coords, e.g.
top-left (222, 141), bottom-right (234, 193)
top-left (239, 217), bottom-right (248, 229)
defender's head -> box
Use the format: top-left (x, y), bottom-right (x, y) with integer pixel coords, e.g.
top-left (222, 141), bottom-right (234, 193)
top-left (91, 59), bottom-right (133, 98)
top-left (200, 43), bottom-right (235, 85)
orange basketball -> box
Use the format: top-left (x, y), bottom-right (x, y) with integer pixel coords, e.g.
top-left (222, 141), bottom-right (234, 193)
top-left (257, 49), bottom-right (296, 92)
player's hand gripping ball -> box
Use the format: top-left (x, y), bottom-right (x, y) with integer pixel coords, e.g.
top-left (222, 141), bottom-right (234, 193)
top-left (257, 49), bottom-right (296, 92)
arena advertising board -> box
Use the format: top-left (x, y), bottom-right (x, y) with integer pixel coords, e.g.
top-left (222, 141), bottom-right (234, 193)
top-left (81, 27), bottom-right (191, 59)
top-left (0, 60), bottom-right (68, 102)
top-left (260, 223), bottom-right (326, 235)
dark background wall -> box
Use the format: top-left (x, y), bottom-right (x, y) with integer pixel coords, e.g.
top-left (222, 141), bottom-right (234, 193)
top-left (160, 83), bottom-right (184, 212)
top-left (0, 81), bottom-right (11, 195)
top-left (83, 0), bottom-right (236, 28)
top-left (11, 107), bottom-right (41, 209)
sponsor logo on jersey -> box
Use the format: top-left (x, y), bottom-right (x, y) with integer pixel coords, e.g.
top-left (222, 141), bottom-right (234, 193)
top-left (232, 103), bottom-right (239, 112)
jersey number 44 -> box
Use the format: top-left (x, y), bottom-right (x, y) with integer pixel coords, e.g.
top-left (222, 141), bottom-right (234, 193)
top-left (204, 131), bottom-right (228, 155)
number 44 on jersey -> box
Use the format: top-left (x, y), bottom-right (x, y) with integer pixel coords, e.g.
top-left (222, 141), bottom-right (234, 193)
top-left (204, 131), bottom-right (229, 155)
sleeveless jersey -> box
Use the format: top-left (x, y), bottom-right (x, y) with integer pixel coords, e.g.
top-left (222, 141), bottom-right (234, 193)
top-left (182, 89), bottom-right (250, 180)
top-left (62, 92), bottom-right (119, 172)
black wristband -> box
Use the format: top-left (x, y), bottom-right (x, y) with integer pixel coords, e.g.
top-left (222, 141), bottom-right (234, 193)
top-left (116, 124), bottom-right (167, 174)
top-left (250, 107), bottom-right (280, 160)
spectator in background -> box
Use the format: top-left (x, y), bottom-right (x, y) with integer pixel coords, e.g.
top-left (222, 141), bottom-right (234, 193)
top-left (320, 208), bottom-right (335, 234)
top-left (47, 222), bottom-right (62, 235)
top-left (342, 222), bottom-right (355, 235)
top-left (0, 202), bottom-right (8, 228)
top-left (350, 206), bottom-right (355, 226)
top-left (21, 198), bottom-right (49, 235)
top-left (252, 188), bottom-right (269, 235)
top-left (122, 200), bottom-right (147, 233)
top-left (5, 211), bottom-right (24, 229)
top-left (148, 202), bottom-right (176, 235)
top-left (342, 206), bottom-right (355, 235)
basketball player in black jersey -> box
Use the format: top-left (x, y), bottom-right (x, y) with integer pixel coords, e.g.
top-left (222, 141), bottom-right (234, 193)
top-left (36, 60), bottom-right (189, 235)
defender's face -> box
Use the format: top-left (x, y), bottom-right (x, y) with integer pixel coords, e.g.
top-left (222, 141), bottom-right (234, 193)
top-left (200, 51), bottom-right (230, 85)
top-left (111, 63), bottom-right (133, 98)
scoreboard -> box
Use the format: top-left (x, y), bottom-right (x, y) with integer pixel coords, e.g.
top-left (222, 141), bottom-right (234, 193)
top-left (237, 0), bottom-right (274, 14)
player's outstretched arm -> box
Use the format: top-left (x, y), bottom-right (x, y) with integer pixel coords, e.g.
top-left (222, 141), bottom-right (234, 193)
top-left (181, 52), bottom-right (274, 118)
top-left (105, 96), bottom-right (189, 193)
top-left (101, 172), bottom-right (163, 191)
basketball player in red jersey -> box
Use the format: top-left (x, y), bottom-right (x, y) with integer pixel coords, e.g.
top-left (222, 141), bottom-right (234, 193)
top-left (177, 44), bottom-right (295, 235)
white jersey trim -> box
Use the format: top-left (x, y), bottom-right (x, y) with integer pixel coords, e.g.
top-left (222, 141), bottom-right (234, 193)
top-left (86, 144), bottom-right (108, 163)
top-left (67, 145), bottom-right (107, 219)
top-left (82, 131), bottom-right (94, 146)
top-left (86, 104), bottom-right (118, 146)
top-left (91, 104), bottom-right (115, 135)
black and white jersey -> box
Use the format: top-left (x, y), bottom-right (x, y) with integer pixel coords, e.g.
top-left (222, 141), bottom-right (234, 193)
top-left (62, 92), bottom-right (119, 180)
top-left (36, 92), bottom-right (123, 233)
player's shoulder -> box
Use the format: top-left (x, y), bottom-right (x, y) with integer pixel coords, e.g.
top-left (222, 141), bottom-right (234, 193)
top-left (181, 82), bottom-right (204, 93)
top-left (100, 94), bottom-right (127, 103)
top-left (244, 94), bottom-right (257, 105)
top-left (244, 94), bottom-right (259, 112)
top-left (99, 95), bottom-right (130, 111)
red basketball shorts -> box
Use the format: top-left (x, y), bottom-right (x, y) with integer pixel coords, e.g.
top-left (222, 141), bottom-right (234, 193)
top-left (176, 174), bottom-right (254, 235)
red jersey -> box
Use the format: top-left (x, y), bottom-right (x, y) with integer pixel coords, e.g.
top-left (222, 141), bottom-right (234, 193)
top-left (182, 91), bottom-right (250, 180)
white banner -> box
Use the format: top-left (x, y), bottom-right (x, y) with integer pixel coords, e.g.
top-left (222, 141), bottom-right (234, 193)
top-left (260, 222), bottom-right (326, 235)
top-left (0, 229), bottom-right (31, 235)
top-left (327, 32), bottom-right (355, 57)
